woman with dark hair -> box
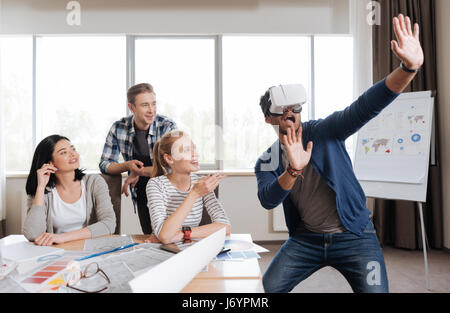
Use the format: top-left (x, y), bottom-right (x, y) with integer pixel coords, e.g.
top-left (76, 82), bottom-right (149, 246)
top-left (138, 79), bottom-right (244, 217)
top-left (23, 135), bottom-right (116, 246)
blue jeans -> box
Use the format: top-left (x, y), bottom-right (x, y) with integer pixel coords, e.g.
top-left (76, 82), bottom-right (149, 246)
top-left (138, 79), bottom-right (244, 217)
top-left (263, 221), bottom-right (389, 293)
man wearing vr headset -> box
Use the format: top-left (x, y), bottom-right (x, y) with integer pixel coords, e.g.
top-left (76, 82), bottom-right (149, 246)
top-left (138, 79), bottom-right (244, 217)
top-left (255, 14), bottom-right (424, 293)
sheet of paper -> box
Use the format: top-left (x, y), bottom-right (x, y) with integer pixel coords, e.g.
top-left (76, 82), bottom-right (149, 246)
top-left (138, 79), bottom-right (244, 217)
top-left (101, 262), bottom-right (135, 293)
top-left (0, 235), bottom-right (28, 246)
top-left (0, 240), bottom-right (64, 275)
top-left (251, 243), bottom-right (270, 253)
top-left (83, 236), bottom-right (134, 252)
top-left (214, 250), bottom-right (260, 261)
top-left (57, 261), bottom-right (136, 293)
top-left (354, 97), bottom-right (432, 184)
top-left (135, 243), bottom-right (161, 249)
top-left (223, 239), bottom-right (269, 253)
top-left (62, 250), bottom-right (92, 260)
top-left (119, 244), bottom-right (209, 273)
top-left (98, 247), bottom-right (173, 275)
top-left (0, 259), bottom-right (17, 280)
top-left (0, 277), bottom-right (29, 293)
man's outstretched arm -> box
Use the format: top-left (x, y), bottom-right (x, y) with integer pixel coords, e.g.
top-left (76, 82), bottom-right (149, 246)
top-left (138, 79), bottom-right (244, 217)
top-left (315, 14), bottom-right (424, 141)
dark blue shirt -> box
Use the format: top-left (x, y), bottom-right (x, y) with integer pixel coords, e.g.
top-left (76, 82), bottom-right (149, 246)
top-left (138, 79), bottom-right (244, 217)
top-left (255, 78), bottom-right (399, 236)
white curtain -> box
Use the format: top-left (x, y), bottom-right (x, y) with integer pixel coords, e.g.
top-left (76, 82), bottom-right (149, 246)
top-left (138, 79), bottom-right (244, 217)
top-left (351, 0), bottom-right (374, 97)
top-left (349, 0), bottom-right (375, 153)
top-left (350, 0), bottom-right (375, 210)
top-left (0, 35), bottom-right (5, 234)
top-left (0, 117), bottom-right (4, 222)
top-left (0, 127), bottom-right (4, 236)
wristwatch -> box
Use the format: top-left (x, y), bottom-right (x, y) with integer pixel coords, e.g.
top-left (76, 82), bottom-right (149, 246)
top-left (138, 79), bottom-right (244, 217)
top-left (400, 62), bottom-right (420, 73)
top-left (182, 226), bottom-right (192, 241)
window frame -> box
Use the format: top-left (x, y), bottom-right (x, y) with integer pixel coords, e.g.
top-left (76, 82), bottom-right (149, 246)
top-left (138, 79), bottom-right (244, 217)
top-left (4, 34), bottom-right (355, 175)
top-left (130, 35), bottom-right (222, 171)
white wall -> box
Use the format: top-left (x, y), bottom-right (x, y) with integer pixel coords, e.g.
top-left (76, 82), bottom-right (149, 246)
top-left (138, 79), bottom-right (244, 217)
top-left (5, 175), bottom-right (289, 241)
top-left (218, 176), bottom-right (289, 241)
top-left (0, 0), bottom-right (350, 34)
top-left (436, 0), bottom-right (450, 249)
top-left (4, 177), bottom-right (28, 236)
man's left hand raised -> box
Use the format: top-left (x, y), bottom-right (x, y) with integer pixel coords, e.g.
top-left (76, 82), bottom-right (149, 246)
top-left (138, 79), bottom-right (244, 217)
top-left (391, 14), bottom-right (424, 70)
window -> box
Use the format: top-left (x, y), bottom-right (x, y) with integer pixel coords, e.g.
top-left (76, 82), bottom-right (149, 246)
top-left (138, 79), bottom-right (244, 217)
top-left (314, 36), bottom-right (355, 161)
top-left (135, 37), bottom-right (216, 166)
top-left (35, 36), bottom-right (126, 170)
top-left (1, 35), bottom-right (354, 173)
top-left (222, 36), bottom-right (311, 169)
top-left (0, 36), bottom-right (33, 171)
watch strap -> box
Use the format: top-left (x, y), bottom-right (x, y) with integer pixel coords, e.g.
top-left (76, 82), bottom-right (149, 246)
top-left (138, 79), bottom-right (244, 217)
top-left (182, 226), bottom-right (192, 240)
top-left (400, 62), bottom-right (420, 73)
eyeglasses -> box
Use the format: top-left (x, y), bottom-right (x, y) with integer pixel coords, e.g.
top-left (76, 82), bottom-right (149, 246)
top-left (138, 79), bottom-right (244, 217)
top-left (65, 262), bottom-right (110, 293)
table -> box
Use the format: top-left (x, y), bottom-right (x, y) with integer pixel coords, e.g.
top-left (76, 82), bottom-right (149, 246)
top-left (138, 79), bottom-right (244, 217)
top-left (56, 233), bottom-right (264, 293)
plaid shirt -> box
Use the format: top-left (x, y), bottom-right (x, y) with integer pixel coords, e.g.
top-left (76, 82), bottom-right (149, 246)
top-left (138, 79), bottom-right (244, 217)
top-left (99, 114), bottom-right (177, 207)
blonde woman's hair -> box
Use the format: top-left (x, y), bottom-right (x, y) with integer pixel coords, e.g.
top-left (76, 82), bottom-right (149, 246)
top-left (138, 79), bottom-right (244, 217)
top-left (152, 130), bottom-right (187, 178)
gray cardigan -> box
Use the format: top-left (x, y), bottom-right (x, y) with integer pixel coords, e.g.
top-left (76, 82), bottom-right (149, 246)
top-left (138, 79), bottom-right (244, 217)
top-left (22, 174), bottom-right (116, 241)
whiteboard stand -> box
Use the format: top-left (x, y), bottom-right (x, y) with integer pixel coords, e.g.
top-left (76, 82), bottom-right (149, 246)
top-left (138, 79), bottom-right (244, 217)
top-left (417, 202), bottom-right (430, 291)
top-left (355, 90), bottom-right (435, 291)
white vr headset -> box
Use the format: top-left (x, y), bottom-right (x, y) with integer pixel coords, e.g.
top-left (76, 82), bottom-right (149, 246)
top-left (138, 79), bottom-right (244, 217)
top-left (268, 84), bottom-right (307, 116)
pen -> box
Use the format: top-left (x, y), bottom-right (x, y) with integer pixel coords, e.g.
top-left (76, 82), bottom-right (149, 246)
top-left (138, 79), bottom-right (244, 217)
top-left (76, 242), bottom-right (139, 261)
top-left (217, 248), bottom-right (231, 256)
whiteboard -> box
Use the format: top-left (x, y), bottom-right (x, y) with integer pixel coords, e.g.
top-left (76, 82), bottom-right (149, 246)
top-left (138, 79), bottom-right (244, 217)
top-left (354, 91), bottom-right (434, 203)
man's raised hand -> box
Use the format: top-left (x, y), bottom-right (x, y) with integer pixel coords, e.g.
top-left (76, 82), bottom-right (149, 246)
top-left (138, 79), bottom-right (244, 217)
top-left (391, 14), bottom-right (424, 70)
top-left (281, 126), bottom-right (313, 171)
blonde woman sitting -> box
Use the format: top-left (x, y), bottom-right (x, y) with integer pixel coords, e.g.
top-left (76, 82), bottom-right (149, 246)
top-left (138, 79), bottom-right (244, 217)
top-left (146, 131), bottom-right (230, 244)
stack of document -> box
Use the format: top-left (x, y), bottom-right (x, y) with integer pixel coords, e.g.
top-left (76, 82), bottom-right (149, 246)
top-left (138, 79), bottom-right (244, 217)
top-left (0, 236), bottom-right (64, 275)
top-left (0, 259), bottom-right (17, 280)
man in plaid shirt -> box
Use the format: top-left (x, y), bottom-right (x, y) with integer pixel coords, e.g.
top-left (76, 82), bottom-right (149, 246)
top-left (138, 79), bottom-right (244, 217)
top-left (99, 83), bottom-right (177, 234)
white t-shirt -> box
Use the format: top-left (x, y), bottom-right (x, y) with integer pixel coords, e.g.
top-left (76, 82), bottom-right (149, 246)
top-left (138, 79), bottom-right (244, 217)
top-left (51, 180), bottom-right (87, 234)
